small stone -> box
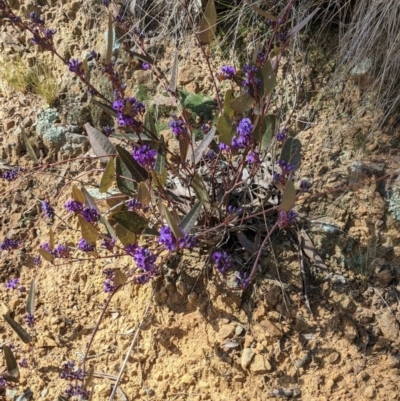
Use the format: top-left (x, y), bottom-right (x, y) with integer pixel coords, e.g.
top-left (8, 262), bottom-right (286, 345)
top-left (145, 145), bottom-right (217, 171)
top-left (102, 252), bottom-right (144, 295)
top-left (249, 354), bottom-right (272, 374)
top-left (36, 336), bottom-right (58, 348)
top-left (259, 320), bottom-right (282, 338)
top-left (241, 348), bottom-right (255, 369)
top-left (0, 302), bottom-right (11, 316)
top-left (180, 373), bottom-right (195, 386)
top-left (235, 324), bottom-right (245, 336)
top-left (364, 386), bottom-right (376, 399)
top-left (65, 132), bottom-right (88, 144)
top-left (327, 351), bottom-right (340, 364)
top-left (376, 311), bottom-right (399, 342)
top-left (217, 324), bottom-right (236, 341)
top-left (375, 270), bottom-right (394, 286)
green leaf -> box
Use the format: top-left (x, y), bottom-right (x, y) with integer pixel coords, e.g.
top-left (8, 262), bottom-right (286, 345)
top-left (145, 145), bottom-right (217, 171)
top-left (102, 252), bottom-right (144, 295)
top-left (77, 215), bottom-right (99, 245)
top-left (105, 12), bottom-right (113, 65)
top-left (191, 173), bottom-right (211, 210)
top-left (159, 202), bottom-right (183, 238)
top-left (194, 127), bottom-right (216, 165)
top-left (258, 115), bottom-right (275, 150)
top-left (38, 248), bottom-right (55, 263)
top-left (180, 200), bottom-right (203, 234)
top-left (114, 223), bottom-right (136, 246)
top-left (115, 145), bottom-right (148, 183)
top-left (26, 279), bottom-right (35, 316)
top-left (168, 49), bottom-right (178, 93)
top-left (72, 184), bottom-right (86, 203)
top-left (3, 315), bottom-right (32, 344)
top-left (144, 109), bottom-right (157, 138)
top-left (21, 127), bottom-right (38, 163)
top-left (280, 137), bottom-right (302, 171)
top-left (90, 98), bottom-right (118, 118)
top-left (280, 179), bottom-right (296, 212)
top-left (199, 0), bottom-right (217, 44)
top-left (99, 157), bottom-right (115, 193)
top-left (142, 227), bottom-right (160, 236)
top-left (223, 89), bottom-right (235, 117)
top-left (137, 182), bottom-right (151, 207)
top-left (250, 5), bottom-right (278, 22)
top-left (3, 345), bottom-right (19, 378)
top-left (84, 123), bottom-right (116, 163)
top-left (116, 156), bottom-right (136, 195)
top-left (178, 135), bottom-right (189, 164)
top-left (229, 94), bottom-right (255, 114)
top-left (114, 269), bottom-right (127, 286)
top-left (154, 145), bottom-right (165, 176)
top-left (49, 228), bottom-right (55, 250)
top-left (262, 60), bottom-right (277, 96)
top-left (217, 113), bottom-right (235, 145)
top-left (111, 211), bottom-right (148, 234)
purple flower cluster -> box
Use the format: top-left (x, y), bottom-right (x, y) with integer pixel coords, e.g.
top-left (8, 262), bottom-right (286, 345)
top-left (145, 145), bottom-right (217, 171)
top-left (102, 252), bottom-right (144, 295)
top-left (227, 205), bottom-right (243, 215)
top-left (275, 129), bottom-right (287, 142)
top-left (231, 118), bottom-right (253, 150)
top-left (77, 238), bottom-right (95, 253)
top-left (200, 123), bottom-right (211, 134)
top-left (212, 251), bottom-right (234, 276)
top-left (64, 384), bottom-right (90, 399)
top-left (41, 201), bottom-right (55, 219)
top-left (256, 51), bottom-right (266, 65)
top-left (277, 159), bottom-right (296, 175)
top-left (103, 268), bottom-right (116, 293)
top-left (142, 62), bottom-right (150, 70)
top-left (133, 247), bottom-right (158, 283)
top-left (0, 376), bottom-right (5, 388)
top-left (29, 11), bottom-right (44, 25)
top-left (19, 358), bottom-right (28, 368)
top-left (24, 313), bottom-right (35, 328)
top-left (60, 361), bottom-right (85, 381)
top-left (278, 210), bottom-right (298, 228)
top-left (101, 237), bottom-right (115, 252)
top-left (40, 242), bottom-right (51, 252)
top-left (112, 97), bottom-right (145, 127)
top-left (0, 238), bottom-right (19, 251)
top-left (132, 145), bottom-right (157, 169)
top-left (52, 244), bottom-right (70, 259)
top-left (246, 151), bottom-right (260, 164)
top-left (64, 200), bottom-right (83, 213)
top-left (169, 117), bottom-right (186, 137)
top-left (82, 206), bottom-right (100, 223)
top-left (235, 271), bottom-right (250, 289)
top-left (219, 142), bottom-right (230, 152)
top-left (125, 243), bottom-right (138, 257)
top-left (220, 65), bottom-right (236, 80)
top-left (34, 255), bottom-right (42, 266)
top-left (299, 179), bottom-right (312, 192)
top-left (158, 226), bottom-right (196, 252)
top-left (242, 64), bottom-right (261, 93)
top-left (67, 58), bottom-right (84, 76)
top-left (1, 167), bottom-right (23, 181)
top-left (102, 0), bottom-right (111, 6)
top-left (5, 278), bottom-right (19, 290)
top-left (127, 198), bottom-right (142, 211)
top-left (102, 125), bottom-right (115, 137)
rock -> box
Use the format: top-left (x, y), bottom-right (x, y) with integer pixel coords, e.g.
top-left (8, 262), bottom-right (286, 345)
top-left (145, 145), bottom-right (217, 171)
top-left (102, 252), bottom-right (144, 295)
top-left (180, 373), bottom-right (195, 386)
top-left (0, 301), bottom-right (11, 316)
top-left (65, 132), bottom-right (88, 144)
top-left (338, 295), bottom-right (356, 313)
top-left (265, 286), bottom-right (281, 307)
top-left (217, 323), bottom-right (236, 341)
top-left (364, 385), bottom-right (376, 399)
top-left (259, 319), bottom-right (282, 338)
top-left (375, 270), bottom-right (394, 286)
top-left (376, 311), bottom-right (399, 342)
top-left (249, 354), bottom-right (272, 374)
top-left (327, 351), bottom-right (340, 364)
top-left (37, 336), bottom-right (58, 348)
top-left (241, 348), bottom-right (255, 369)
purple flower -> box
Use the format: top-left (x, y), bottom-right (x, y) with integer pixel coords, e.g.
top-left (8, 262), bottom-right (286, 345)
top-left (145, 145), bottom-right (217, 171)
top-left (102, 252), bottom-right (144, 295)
top-left (178, 234), bottom-right (196, 250)
top-left (67, 58), bottom-right (84, 75)
top-left (273, 172), bottom-right (282, 182)
top-left (40, 242), bottom-right (51, 252)
top-left (1, 168), bottom-right (23, 181)
top-left (142, 62), bottom-right (150, 70)
top-left (5, 278), bottom-right (19, 290)
top-left (82, 206), bottom-right (100, 223)
top-left (212, 251), bottom-right (234, 276)
top-left (227, 205), bottom-right (243, 215)
top-left (125, 243), bottom-right (138, 257)
top-left (127, 198), bottom-right (142, 211)
top-left (41, 201), bottom-right (55, 219)
top-left (0, 376), bottom-right (5, 388)
top-left (256, 51), bottom-right (266, 65)
top-left (231, 118), bottom-right (253, 150)
top-left (218, 142), bottom-right (230, 152)
top-left (43, 28), bottom-right (57, 39)
top-left (132, 145), bottom-right (157, 169)
top-left (102, 125), bottom-right (115, 137)
top-left (77, 238), bottom-right (95, 253)
top-left (19, 358), bottom-right (28, 368)
top-left (169, 117), bottom-right (186, 137)
top-left (0, 238), bottom-right (19, 251)
top-left (29, 12), bottom-right (44, 25)
top-left (60, 361), bottom-right (85, 381)
top-left (158, 226), bottom-right (196, 252)
top-left (34, 255), bottom-right (42, 266)
top-left (52, 244), bottom-right (70, 259)
top-left (246, 151), bottom-right (260, 164)
top-left (64, 200), bottom-right (83, 213)
top-left (102, 0), bottom-right (111, 6)
top-left (64, 384), bottom-right (90, 399)
top-left (235, 271), bottom-right (250, 289)
top-left (24, 313), bottom-right (35, 328)
top-left (103, 269), bottom-right (116, 292)
top-left (200, 123), bottom-right (211, 133)
top-left (101, 237), bottom-right (115, 252)
top-left (299, 179), bottom-right (312, 191)
top-left (277, 159), bottom-right (296, 174)
top-left (278, 210), bottom-right (298, 228)
top-left (133, 247), bottom-right (156, 272)
top-left (112, 97), bottom-right (145, 127)
top-left (241, 64), bottom-right (260, 91)
top-left (220, 65), bottom-right (236, 80)
top-left (275, 129), bottom-right (287, 142)
top-left (205, 150), bottom-right (216, 160)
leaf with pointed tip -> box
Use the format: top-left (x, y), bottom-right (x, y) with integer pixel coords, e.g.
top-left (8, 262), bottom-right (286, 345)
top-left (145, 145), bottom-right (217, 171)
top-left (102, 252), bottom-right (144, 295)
top-left (77, 215), bottom-right (99, 245)
top-left (194, 127), bottom-right (216, 165)
top-left (137, 181), bottom-right (151, 207)
top-left (191, 173), bottom-right (211, 209)
top-left (3, 345), bottom-right (19, 378)
top-left (127, 49), bottom-right (153, 65)
top-left (21, 127), bottom-right (38, 163)
top-left (114, 223), bottom-right (136, 246)
top-left (49, 228), bottom-right (55, 250)
top-left (84, 123), bottom-right (116, 163)
top-left (280, 179), bottom-right (296, 212)
top-left (262, 60), bottom-right (277, 96)
top-left (229, 94), bottom-right (255, 114)
top-left (168, 49), bottom-right (178, 93)
top-left (154, 145), bottom-right (165, 176)
top-left (99, 157), bottom-right (115, 193)
top-left (116, 145), bottom-right (148, 183)
top-left (38, 248), bottom-right (55, 263)
top-left (144, 110), bottom-right (157, 140)
top-left (3, 374), bottom-right (19, 383)
top-left (280, 137), bottom-right (302, 171)
top-left (3, 315), bottom-right (32, 344)
top-left (26, 279), bottom-right (35, 315)
top-left (217, 113), bottom-right (235, 145)
top-left (249, 5), bottom-right (278, 22)
top-left (299, 229), bottom-right (328, 271)
top-left (114, 269), bottom-right (127, 286)
top-left (287, 8), bottom-right (320, 39)
top-left (160, 203), bottom-right (183, 238)
top-left (72, 184), bottom-right (86, 203)
top-left (199, 0), bottom-right (217, 44)
top-left (116, 156), bottom-right (136, 195)
top-left (178, 135), bottom-right (189, 164)
top-left (90, 98), bottom-right (118, 118)
top-left (223, 89), bottom-right (235, 117)
top-left (256, 115), bottom-right (275, 150)
top-left (105, 13), bottom-right (113, 65)
top-left (111, 211), bottom-right (148, 234)
top-left (142, 226), bottom-right (160, 236)
top-left (180, 200), bottom-right (203, 234)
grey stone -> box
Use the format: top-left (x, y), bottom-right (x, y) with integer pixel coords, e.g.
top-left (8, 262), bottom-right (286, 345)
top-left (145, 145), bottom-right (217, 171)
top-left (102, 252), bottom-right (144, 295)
top-left (65, 133), bottom-right (88, 145)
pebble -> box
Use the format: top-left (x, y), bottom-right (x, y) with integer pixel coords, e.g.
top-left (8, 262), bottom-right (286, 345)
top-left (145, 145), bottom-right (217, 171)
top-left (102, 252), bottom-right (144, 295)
top-left (364, 386), bottom-right (376, 399)
top-left (250, 354), bottom-right (272, 374)
top-left (241, 348), bottom-right (255, 369)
